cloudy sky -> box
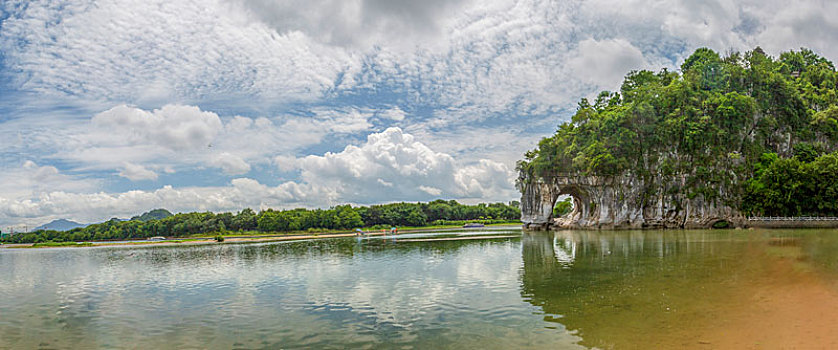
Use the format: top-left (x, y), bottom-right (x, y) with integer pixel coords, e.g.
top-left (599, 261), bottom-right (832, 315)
top-left (1, 0), bottom-right (837, 229)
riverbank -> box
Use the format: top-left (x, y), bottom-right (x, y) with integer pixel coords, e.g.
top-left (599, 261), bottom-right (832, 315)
top-left (524, 219), bottom-right (838, 231)
top-left (0, 224), bottom-right (522, 249)
top-left (747, 217), bottom-right (838, 229)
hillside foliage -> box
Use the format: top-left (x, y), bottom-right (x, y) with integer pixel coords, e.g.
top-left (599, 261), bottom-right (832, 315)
top-left (130, 208), bottom-right (173, 222)
top-left (518, 47), bottom-right (838, 216)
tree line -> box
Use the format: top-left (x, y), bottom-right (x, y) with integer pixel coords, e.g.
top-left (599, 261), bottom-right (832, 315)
top-left (1, 200), bottom-right (521, 244)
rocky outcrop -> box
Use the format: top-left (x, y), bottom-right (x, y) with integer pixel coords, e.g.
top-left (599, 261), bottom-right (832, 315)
top-left (518, 173), bottom-right (746, 230)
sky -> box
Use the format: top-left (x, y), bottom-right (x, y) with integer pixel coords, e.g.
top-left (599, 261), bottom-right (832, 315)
top-left (1, 0), bottom-right (837, 229)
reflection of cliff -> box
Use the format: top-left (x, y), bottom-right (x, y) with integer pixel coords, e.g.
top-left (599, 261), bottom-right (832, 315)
top-left (519, 230), bottom-right (749, 349)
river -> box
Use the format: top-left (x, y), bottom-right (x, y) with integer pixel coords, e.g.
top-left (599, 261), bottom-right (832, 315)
top-left (2, 228), bottom-right (838, 349)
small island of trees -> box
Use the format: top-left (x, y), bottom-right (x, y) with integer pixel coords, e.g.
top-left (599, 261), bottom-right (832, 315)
top-left (519, 47), bottom-right (838, 219)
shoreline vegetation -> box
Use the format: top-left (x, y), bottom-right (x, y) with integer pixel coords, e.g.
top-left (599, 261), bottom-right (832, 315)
top-left (2, 223), bottom-right (523, 249)
top-left (1, 200), bottom-right (521, 246)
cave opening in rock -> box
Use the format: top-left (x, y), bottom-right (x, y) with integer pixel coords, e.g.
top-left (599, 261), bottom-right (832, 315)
top-left (711, 220), bottom-right (731, 229)
top-left (552, 195), bottom-right (574, 219)
top-left (552, 192), bottom-right (586, 224)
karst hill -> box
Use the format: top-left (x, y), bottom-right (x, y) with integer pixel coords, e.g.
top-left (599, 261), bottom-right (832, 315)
top-left (518, 47), bottom-right (838, 229)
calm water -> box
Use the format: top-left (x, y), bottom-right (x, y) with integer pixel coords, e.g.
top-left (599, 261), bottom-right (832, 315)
top-left (3, 228), bottom-right (838, 349)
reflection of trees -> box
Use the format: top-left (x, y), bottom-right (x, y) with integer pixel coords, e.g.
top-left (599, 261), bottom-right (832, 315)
top-left (101, 235), bottom-right (521, 269)
top-left (520, 230), bottom-right (743, 349)
top-left (780, 230), bottom-right (838, 274)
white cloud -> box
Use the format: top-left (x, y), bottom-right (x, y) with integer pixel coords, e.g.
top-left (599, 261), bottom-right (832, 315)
top-left (454, 159), bottom-right (516, 198)
top-left (59, 104), bottom-right (226, 175)
top-left (0, 128), bottom-right (517, 227)
top-left (0, 161), bottom-right (98, 200)
top-left (0, 179), bottom-right (321, 227)
top-left (403, 116), bottom-right (555, 167)
top-left (4, 0), bottom-right (838, 229)
top-left (419, 186), bottom-right (442, 196)
top-left (5, 0), bottom-right (838, 122)
top-left (119, 163), bottom-right (159, 181)
top-left (273, 155), bottom-right (299, 172)
top-left (211, 152), bottom-right (251, 175)
top-left (752, 2), bottom-right (838, 56)
top-left (45, 104), bottom-right (374, 178)
top-left (295, 127), bottom-right (517, 203)
top-left (0, 0), bottom-right (353, 104)
top-left (91, 104), bottom-right (223, 152)
top-left (237, 0), bottom-right (472, 50)
top-left (379, 107), bottom-right (406, 121)
top-left (567, 38), bottom-right (649, 90)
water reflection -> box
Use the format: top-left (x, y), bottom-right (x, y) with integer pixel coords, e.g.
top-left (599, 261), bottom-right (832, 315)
top-left (4, 229), bottom-right (838, 349)
top-left (0, 232), bottom-right (583, 350)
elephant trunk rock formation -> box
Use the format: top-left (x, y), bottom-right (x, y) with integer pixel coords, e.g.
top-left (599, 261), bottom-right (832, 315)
top-left (517, 173), bottom-right (746, 230)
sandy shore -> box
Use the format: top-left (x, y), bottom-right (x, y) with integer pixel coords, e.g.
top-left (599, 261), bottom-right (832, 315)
top-left (698, 251), bottom-right (838, 349)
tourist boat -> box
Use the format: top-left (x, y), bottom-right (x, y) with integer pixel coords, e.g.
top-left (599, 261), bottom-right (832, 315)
top-left (147, 236), bottom-right (167, 241)
top-left (463, 223), bottom-right (485, 228)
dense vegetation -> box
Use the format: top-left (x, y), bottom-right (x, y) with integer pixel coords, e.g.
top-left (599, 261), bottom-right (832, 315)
top-left (742, 152), bottom-right (838, 216)
top-left (1, 200), bottom-right (520, 244)
top-left (131, 208), bottom-right (173, 222)
top-left (553, 198), bottom-right (573, 217)
top-left (518, 47), bottom-right (838, 216)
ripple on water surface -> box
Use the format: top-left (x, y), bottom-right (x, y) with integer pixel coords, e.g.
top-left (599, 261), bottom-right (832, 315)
top-left (0, 230), bottom-right (591, 349)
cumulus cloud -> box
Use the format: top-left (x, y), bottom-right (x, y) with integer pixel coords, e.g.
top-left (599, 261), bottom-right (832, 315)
top-left (47, 104), bottom-right (376, 179)
top-left (752, 2), bottom-right (838, 55)
top-left (119, 163), bottom-right (158, 181)
top-left (0, 161), bottom-right (101, 222)
top-left (60, 104), bottom-right (227, 175)
top-left (91, 104), bottom-right (223, 152)
top-left (567, 38), bottom-right (649, 90)
top-left (211, 153), bottom-right (251, 175)
top-left (0, 178), bottom-right (326, 228)
top-left (379, 107), bottom-right (406, 121)
top-left (0, 128), bottom-right (516, 227)
top-left (295, 127), bottom-right (517, 203)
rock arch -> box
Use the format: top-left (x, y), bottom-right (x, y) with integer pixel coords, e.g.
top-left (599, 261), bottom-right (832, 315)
top-left (518, 173), bottom-right (745, 230)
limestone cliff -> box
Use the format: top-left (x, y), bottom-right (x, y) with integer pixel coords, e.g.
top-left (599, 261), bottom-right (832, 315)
top-left (517, 173), bottom-right (746, 230)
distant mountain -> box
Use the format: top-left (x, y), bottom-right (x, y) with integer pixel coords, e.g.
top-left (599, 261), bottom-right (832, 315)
top-left (35, 219), bottom-right (86, 232)
top-left (131, 209), bottom-right (173, 222)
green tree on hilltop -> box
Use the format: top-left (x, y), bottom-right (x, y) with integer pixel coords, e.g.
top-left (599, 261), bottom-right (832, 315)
top-left (518, 47), bottom-right (838, 217)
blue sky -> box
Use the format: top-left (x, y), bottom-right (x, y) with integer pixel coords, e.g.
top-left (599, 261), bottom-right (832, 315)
top-left (2, 0), bottom-right (837, 229)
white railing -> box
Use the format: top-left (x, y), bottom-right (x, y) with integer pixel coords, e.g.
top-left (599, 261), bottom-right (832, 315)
top-left (748, 216), bottom-right (838, 221)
